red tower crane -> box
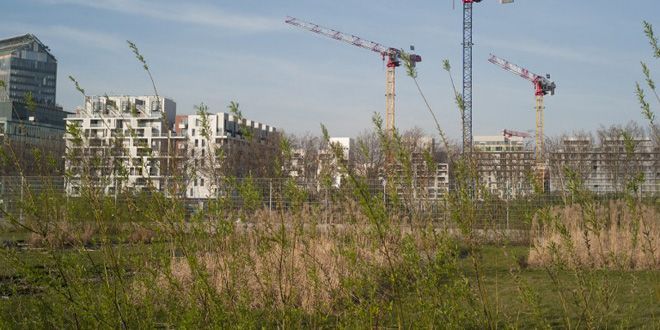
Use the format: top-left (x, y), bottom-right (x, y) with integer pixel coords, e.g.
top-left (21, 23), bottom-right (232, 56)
top-left (488, 54), bottom-right (556, 167)
top-left (285, 16), bottom-right (421, 135)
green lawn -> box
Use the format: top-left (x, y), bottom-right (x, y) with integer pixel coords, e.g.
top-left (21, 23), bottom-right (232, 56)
top-left (461, 245), bottom-right (660, 328)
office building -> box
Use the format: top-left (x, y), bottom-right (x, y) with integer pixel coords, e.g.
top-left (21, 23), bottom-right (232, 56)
top-left (0, 34), bottom-right (69, 174)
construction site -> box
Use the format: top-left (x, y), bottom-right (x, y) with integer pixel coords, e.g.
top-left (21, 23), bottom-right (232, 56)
top-left (284, 8), bottom-right (658, 200)
top-left (1, 1), bottom-right (659, 328)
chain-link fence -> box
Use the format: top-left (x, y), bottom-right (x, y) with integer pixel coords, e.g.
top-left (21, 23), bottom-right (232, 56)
top-left (0, 176), bottom-right (65, 219)
top-left (0, 176), bottom-right (657, 231)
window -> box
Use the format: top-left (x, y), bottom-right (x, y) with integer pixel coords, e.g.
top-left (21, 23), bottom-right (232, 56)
top-left (195, 139), bottom-right (198, 147)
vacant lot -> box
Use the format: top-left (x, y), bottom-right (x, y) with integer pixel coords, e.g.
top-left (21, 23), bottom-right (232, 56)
top-left (0, 220), bottom-right (658, 328)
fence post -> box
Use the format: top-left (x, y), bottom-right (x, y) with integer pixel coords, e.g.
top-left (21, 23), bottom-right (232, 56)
top-left (19, 176), bottom-right (24, 222)
top-left (269, 179), bottom-right (272, 212)
top-left (506, 198), bottom-right (510, 231)
top-left (114, 176), bottom-right (118, 207)
top-left (382, 179), bottom-right (386, 209)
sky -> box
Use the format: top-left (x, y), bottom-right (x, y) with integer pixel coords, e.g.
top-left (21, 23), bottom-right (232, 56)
top-left (2, 0), bottom-right (659, 140)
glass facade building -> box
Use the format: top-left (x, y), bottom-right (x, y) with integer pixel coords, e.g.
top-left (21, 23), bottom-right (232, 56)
top-left (0, 34), bottom-right (57, 105)
top-left (0, 34), bottom-right (69, 175)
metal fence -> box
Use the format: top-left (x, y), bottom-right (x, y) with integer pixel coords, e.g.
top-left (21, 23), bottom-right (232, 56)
top-left (0, 176), bottom-right (65, 218)
top-left (0, 176), bottom-right (657, 231)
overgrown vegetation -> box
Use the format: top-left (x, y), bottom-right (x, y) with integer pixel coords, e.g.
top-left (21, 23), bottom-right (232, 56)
top-left (0, 23), bottom-right (658, 329)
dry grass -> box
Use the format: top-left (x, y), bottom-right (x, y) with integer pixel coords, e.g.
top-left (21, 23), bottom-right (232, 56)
top-left (133, 207), bottom-right (449, 314)
top-left (127, 225), bottom-right (156, 244)
top-left (28, 221), bottom-right (96, 248)
top-left (529, 200), bottom-right (659, 269)
top-left (162, 228), bottom-right (398, 313)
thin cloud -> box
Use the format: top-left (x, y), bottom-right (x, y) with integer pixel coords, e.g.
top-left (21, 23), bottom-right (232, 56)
top-left (481, 37), bottom-right (613, 66)
top-left (36, 0), bottom-right (284, 32)
top-left (0, 23), bottom-right (124, 52)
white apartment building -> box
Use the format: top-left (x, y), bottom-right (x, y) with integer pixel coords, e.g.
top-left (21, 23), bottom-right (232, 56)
top-left (317, 137), bottom-right (355, 187)
top-left (176, 112), bottom-right (277, 199)
top-left (474, 135), bottom-right (526, 152)
top-left (64, 95), bottom-right (183, 195)
top-left (474, 134), bottom-right (536, 198)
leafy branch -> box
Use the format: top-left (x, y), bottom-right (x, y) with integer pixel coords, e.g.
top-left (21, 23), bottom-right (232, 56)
top-left (400, 52), bottom-right (452, 160)
top-left (228, 101), bottom-right (253, 142)
top-left (443, 59), bottom-right (465, 114)
top-left (23, 91), bottom-right (36, 113)
top-left (68, 75), bottom-right (86, 97)
top-left (127, 40), bottom-right (159, 98)
top-left (0, 80), bottom-right (5, 101)
top-left (636, 21), bottom-right (659, 142)
top-left (643, 21), bottom-right (660, 58)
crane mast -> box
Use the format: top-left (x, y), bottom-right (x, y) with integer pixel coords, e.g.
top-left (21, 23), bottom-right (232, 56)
top-left (462, 0), bottom-right (475, 153)
top-left (461, 0), bottom-right (514, 154)
top-left (285, 16), bottom-right (421, 135)
top-left (488, 54), bottom-right (556, 182)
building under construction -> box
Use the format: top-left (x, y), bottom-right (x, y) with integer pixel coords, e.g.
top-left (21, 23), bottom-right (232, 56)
top-left (549, 137), bottom-right (659, 195)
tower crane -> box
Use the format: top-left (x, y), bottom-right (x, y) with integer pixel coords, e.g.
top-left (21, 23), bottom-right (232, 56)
top-left (487, 54), bottom-right (556, 167)
top-left (285, 16), bottom-right (421, 135)
top-left (460, 0), bottom-right (514, 153)
top-left (502, 129), bottom-right (530, 139)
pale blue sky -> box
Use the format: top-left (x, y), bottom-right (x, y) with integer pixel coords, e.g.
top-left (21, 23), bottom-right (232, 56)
top-left (3, 0), bottom-right (659, 139)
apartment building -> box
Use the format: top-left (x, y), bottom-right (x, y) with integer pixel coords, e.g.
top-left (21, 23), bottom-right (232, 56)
top-left (64, 95), bottom-right (183, 195)
top-left (176, 112), bottom-right (278, 199)
top-left (549, 137), bottom-right (659, 195)
top-left (317, 137), bottom-right (355, 188)
top-left (473, 134), bottom-right (536, 198)
top-left (392, 136), bottom-right (449, 200)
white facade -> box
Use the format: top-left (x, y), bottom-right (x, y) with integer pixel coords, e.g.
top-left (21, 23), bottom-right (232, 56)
top-left (177, 112), bottom-right (277, 199)
top-left (64, 95), bottom-right (182, 195)
top-left (318, 137), bottom-right (354, 187)
top-left (474, 135), bottom-right (525, 152)
top-left (474, 134), bottom-right (535, 198)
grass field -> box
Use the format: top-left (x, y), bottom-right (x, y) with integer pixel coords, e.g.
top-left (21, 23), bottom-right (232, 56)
top-left (0, 227), bottom-right (657, 328)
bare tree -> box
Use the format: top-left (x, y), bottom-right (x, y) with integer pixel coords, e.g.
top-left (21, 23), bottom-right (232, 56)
top-left (353, 129), bottom-right (384, 180)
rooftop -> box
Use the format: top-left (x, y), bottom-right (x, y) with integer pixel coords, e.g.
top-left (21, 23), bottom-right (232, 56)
top-left (0, 34), bottom-right (49, 53)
